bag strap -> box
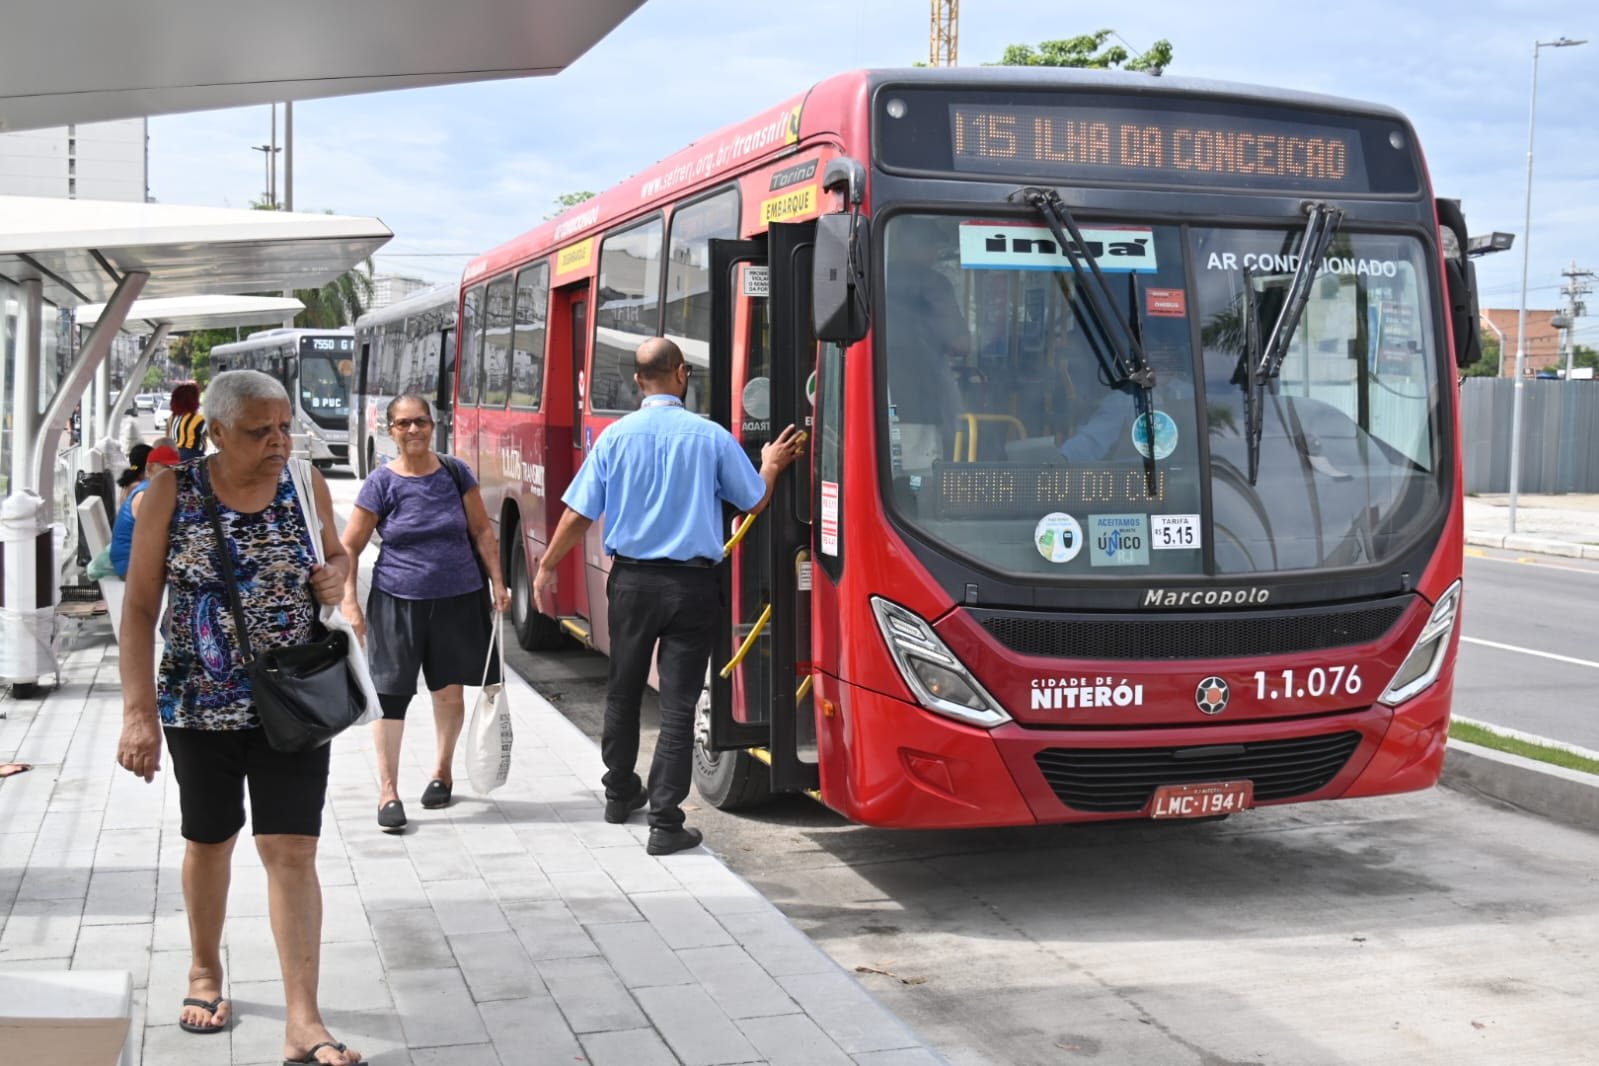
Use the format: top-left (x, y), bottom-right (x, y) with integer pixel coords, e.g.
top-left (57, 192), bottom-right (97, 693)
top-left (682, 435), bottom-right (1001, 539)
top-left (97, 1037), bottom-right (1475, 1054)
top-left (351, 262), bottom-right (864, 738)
top-left (437, 452), bottom-right (468, 498)
top-left (438, 453), bottom-right (491, 586)
top-left (199, 460), bottom-right (258, 666)
top-left (480, 610), bottom-right (502, 688)
top-left (287, 457), bottom-right (324, 565)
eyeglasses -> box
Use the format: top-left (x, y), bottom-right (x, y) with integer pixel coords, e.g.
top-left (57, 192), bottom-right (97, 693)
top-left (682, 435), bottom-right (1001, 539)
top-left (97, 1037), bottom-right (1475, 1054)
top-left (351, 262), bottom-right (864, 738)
top-left (391, 417), bottom-right (434, 431)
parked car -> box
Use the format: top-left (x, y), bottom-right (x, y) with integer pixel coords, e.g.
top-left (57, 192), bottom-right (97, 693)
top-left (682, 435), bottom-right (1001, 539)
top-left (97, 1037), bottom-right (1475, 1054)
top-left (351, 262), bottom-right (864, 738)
top-left (153, 407), bottom-right (172, 432)
top-left (133, 392), bottom-right (162, 412)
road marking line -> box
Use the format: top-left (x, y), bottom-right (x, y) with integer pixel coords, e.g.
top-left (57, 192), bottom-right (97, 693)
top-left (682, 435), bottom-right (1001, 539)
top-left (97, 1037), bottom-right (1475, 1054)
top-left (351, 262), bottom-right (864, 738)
top-left (1461, 636), bottom-right (1599, 670)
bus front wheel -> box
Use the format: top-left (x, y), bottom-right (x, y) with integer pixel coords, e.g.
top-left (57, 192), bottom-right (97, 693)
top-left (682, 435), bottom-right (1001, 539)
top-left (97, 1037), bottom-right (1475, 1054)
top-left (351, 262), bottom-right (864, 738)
top-left (692, 690), bottom-right (772, 810)
top-left (510, 535), bottom-right (566, 651)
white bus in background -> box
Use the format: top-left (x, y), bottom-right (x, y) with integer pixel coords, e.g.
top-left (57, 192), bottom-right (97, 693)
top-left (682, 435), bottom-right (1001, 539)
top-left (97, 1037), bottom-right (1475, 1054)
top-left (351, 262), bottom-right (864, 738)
top-left (349, 284), bottom-right (457, 477)
top-left (209, 328), bottom-right (355, 468)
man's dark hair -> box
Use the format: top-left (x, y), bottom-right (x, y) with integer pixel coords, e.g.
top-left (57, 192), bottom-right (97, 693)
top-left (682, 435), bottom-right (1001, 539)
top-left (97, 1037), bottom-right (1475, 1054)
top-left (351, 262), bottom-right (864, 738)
top-left (633, 337), bottom-right (685, 381)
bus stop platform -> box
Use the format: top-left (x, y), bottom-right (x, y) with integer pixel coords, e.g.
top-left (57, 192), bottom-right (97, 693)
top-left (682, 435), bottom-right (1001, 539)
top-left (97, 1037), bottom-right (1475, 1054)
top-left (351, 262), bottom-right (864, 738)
top-left (0, 623), bottom-right (942, 1065)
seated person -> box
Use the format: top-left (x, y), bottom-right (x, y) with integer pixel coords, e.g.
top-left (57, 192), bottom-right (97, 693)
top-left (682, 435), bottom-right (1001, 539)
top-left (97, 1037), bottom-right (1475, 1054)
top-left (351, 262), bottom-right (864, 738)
top-left (1058, 342), bottom-right (1195, 463)
top-left (109, 444), bottom-right (181, 578)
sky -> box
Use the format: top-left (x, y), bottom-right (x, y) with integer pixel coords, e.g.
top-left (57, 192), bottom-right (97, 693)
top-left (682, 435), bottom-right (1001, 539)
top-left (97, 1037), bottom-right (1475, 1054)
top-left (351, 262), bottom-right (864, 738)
top-left (148, 0), bottom-right (1599, 347)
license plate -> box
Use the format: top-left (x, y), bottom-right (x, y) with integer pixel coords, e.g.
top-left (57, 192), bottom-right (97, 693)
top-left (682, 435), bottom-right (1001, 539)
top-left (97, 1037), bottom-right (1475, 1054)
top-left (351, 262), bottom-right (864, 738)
top-left (1149, 780), bottom-right (1253, 819)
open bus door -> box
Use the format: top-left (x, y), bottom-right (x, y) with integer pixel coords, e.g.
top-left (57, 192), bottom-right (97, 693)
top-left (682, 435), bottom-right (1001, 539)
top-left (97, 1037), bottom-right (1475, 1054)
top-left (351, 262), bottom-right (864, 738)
top-left (700, 223), bottom-right (820, 805)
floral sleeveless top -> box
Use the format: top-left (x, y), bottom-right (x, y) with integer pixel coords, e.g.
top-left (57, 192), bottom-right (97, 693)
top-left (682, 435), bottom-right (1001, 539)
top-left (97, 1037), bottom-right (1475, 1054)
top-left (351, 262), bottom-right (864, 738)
top-left (157, 461), bottom-right (318, 730)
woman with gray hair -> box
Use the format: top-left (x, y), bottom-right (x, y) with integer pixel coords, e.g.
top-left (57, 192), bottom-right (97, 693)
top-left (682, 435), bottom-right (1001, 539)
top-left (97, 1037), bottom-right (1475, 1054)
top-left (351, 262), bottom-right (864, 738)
top-left (116, 369), bottom-right (362, 1065)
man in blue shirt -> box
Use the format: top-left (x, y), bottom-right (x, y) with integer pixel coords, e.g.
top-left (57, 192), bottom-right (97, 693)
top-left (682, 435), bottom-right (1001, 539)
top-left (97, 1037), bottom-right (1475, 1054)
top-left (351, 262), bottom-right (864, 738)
top-left (534, 337), bottom-right (804, 855)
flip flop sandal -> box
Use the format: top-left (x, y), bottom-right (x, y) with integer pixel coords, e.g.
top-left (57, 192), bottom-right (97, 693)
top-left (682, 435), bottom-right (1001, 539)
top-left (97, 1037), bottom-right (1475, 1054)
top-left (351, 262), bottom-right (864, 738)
top-left (283, 1039), bottom-right (350, 1064)
top-left (177, 995), bottom-right (229, 1034)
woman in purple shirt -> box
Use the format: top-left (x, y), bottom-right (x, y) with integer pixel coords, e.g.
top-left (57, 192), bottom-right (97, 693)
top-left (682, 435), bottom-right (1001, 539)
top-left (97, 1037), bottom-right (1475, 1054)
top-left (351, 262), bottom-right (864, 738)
top-left (340, 394), bottom-right (510, 830)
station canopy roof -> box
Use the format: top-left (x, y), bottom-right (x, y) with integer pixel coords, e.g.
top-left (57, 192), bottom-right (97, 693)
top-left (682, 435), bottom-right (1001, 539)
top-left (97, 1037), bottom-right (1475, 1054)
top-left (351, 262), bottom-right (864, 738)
top-left (78, 294), bottom-right (306, 334)
top-left (0, 195), bottom-right (392, 308)
top-left (0, 0), bottom-right (646, 132)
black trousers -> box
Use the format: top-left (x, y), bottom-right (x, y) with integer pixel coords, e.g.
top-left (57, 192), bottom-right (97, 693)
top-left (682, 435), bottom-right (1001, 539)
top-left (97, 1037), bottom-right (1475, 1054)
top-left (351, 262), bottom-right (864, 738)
top-left (602, 562), bottom-right (718, 829)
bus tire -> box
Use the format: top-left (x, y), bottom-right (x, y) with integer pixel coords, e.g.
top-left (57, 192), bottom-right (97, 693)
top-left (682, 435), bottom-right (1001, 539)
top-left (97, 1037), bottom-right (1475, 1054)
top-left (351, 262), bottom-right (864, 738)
top-left (510, 533), bottom-right (566, 651)
top-left (692, 692), bottom-right (773, 810)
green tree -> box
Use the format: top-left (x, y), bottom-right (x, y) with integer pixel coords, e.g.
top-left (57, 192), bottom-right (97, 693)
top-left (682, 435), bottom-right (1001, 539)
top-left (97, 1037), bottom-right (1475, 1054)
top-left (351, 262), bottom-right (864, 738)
top-left (1461, 331), bottom-right (1501, 378)
top-left (1573, 343), bottom-right (1598, 374)
top-left (293, 260), bottom-right (375, 328)
top-left (141, 365), bottom-right (165, 390)
top-left (994, 30), bottom-right (1172, 74)
top-left (546, 191), bottom-right (596, 220)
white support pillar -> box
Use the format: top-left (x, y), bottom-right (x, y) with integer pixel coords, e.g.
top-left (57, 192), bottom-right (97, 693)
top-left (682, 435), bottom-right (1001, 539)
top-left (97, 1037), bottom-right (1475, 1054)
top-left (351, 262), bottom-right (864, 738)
top-left (2, 279), bottom-right (52, 687)
top-left (32, 271), bottom-right (147, 509)
top-left (8, 279), bottom-right (42, 494)
top-left (92, 351), bottom-right (111, 445)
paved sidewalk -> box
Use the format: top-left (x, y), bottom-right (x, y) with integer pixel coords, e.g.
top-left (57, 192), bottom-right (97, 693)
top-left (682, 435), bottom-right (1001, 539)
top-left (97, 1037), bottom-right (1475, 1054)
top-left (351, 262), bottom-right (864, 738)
top-left (1464, 492), bottom-right (1599, 559)
top-left (0, 627), bottom-right (942, 1064)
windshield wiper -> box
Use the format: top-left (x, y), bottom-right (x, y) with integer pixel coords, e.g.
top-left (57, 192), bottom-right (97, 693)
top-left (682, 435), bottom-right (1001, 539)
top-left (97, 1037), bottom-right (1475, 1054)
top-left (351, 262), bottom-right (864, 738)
top-left (1013, 186), bottom-right (1158, 492)
top-left (1242, 201), bottom-right (1344, 485)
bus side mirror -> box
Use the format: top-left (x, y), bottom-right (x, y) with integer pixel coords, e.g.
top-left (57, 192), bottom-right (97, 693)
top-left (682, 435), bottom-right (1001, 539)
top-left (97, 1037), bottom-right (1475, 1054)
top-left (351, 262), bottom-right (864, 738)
top-left (813, 213), bottom-right (871, 344)
top-left (1436, 197), bottom-right (1483, 369)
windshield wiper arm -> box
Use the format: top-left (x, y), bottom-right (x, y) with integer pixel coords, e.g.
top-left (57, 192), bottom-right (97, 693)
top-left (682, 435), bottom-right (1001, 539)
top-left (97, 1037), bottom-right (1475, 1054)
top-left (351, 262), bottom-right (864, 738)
top-left (1240, 269), bottom-right (1264, 486)
top-left (1014, 187), bottom-right (1159, 492)
top-left (1258, 201), bottom-right (1344, 380)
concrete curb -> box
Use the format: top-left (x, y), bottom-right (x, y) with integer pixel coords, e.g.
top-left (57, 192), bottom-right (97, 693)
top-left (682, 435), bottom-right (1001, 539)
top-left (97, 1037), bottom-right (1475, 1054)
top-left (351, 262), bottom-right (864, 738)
top-left (1463, 530), bottom-right (1599, 560)
top-left (1440, 739), bottom-right (1599, 833)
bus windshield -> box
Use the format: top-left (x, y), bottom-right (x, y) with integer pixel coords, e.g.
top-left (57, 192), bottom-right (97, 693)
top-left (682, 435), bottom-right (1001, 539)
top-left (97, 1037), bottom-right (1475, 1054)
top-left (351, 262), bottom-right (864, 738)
top-left (299, 352), bottom-right (352, 428)
top-left (880, 213), bottom-right (1443, 579)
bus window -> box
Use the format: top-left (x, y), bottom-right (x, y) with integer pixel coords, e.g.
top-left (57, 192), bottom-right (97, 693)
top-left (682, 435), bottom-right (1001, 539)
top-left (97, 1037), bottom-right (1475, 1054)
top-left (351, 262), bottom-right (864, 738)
top-left (592, 216), bottom-right (663, 413)
top-left (459, 286), bottom-right (484, 406)
top-left (665, 189), bottom-right (739, 416)
top-left (482, 276), bottom-right (514, 408)
top-left (510, 262), bottom-right (549, 410)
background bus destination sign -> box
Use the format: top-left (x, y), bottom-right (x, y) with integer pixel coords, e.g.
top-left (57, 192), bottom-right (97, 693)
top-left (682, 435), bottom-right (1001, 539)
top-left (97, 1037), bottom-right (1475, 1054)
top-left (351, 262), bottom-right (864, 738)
top-left (946, 102), bottom-right (1371, 192)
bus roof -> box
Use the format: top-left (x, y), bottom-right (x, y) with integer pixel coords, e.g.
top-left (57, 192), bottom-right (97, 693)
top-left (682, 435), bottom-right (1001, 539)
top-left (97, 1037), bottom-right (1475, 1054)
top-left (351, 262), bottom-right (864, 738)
top-left (464, 67), bottom-right (1410, 285)
top-left (353, 283), bottom-right (457, 331)
top-left (213, 325), bottom-right (353, 352)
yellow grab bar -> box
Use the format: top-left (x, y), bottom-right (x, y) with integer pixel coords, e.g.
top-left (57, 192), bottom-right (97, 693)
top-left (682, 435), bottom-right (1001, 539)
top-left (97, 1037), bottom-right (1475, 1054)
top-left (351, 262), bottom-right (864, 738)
top-left (724, 514), bottom-right (756, 556)
top-left (719, 604), bottom-right (772, 678)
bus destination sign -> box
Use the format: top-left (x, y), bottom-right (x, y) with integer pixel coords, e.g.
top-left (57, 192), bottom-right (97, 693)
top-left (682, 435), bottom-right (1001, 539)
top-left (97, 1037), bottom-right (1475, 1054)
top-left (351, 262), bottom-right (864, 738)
top-left (946, 103), bottom-right (1370, 192)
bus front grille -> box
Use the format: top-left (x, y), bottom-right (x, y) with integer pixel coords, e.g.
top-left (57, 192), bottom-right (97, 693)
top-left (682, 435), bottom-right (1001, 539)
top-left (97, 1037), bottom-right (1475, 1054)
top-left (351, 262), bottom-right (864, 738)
top-left (1034, 731), bottom-right (1363, 813)
top-left (976, 599), bottom-right (1409, 660)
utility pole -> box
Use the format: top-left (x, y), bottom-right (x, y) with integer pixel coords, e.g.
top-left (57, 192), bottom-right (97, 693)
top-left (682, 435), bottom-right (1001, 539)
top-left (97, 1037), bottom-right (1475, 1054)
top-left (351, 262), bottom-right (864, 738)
top-left (929, 0), bottom-right (958, 66)
top-left (1558, 261), bottom-right (1592, 378)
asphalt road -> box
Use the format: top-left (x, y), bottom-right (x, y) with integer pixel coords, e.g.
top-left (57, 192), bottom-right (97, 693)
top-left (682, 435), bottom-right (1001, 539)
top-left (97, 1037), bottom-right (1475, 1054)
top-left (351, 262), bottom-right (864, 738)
top-left (1457, 548), bottom-right (1599, 750)
top-left (327, 475), bottom-right (1599, 1066)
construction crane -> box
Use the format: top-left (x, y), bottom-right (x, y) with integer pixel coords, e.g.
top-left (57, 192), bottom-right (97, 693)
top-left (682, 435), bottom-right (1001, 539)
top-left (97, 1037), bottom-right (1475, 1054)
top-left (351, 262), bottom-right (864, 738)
top-left (930, 0), bottom-right (958, 66)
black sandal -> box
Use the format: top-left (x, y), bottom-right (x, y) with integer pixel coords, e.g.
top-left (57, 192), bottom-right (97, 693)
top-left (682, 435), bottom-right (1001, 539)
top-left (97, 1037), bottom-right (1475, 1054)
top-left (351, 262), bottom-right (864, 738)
top-left (177, 995), bottom-right (229, 1034)
top-left (420, 779), bottom-right (452, 809)
top-left (378, 799), bottom-right (406, 831)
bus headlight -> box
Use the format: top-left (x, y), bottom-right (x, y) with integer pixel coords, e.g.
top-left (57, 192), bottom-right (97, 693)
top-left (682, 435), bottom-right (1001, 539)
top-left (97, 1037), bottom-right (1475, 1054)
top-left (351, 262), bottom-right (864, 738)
top-left (1378, 580), bottom-right (1461, 707)
top-left (871, 597), bottom-right (1011, 729)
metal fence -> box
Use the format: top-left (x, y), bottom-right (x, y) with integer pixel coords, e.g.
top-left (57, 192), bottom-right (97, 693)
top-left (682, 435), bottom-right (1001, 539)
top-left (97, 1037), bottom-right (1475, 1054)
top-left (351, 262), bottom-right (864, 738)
top-left (1461, 379), bottom-right (1599, 493)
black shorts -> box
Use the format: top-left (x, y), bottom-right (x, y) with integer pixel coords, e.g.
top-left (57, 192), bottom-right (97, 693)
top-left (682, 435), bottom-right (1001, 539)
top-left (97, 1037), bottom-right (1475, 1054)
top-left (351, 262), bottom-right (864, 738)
top-left (163, 727), bottom-right (330, 842)
top-left (366, 586), bottom-right (499, 704)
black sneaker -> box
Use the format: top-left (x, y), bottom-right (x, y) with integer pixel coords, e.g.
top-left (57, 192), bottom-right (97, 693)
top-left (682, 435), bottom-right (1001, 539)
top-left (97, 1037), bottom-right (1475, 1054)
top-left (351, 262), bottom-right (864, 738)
top-left (604, 789), bottom-right (648, 824)
top-left (420, 780), bottom-right (452, 809)
top-left (378, 800), bottom-right (407, 832)
top-left (646, 826), bottom-right (703, 856)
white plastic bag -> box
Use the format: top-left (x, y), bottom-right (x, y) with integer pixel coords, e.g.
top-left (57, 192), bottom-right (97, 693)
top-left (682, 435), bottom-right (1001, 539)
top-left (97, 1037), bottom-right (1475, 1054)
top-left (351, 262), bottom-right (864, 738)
top-left (287, 458), bottom-right (382, 726)
top-left (466, 612), bottom-right (513, 793)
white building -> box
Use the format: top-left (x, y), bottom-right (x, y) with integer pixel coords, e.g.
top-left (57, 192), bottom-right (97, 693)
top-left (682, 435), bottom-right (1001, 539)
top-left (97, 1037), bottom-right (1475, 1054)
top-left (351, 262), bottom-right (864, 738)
top-left (370, 273), bottom-right (430, 311)
top-left (0, 119), bottom-right (148, 202)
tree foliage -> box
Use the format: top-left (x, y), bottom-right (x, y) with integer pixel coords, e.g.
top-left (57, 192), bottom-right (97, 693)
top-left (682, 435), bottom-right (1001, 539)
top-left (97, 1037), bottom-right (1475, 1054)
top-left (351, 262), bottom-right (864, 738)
top-left (547, 191), bottom-right (596, 220)
top-left (994, 30), bottom-right (1172, 74)
top-left (1461, 332), bottom-right (1501, 378)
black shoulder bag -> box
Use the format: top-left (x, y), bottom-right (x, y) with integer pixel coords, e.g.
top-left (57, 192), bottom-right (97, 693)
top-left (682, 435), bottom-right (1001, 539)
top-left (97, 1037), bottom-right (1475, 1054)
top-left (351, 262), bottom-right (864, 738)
top-left (438, 454), bottom-right (492, 607)
top-left (201, 469), bottom-right (368, 752)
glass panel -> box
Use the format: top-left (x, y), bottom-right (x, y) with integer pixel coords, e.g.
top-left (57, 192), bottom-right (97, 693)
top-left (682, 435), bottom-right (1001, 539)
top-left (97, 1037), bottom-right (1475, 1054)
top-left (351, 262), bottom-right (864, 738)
top-left (592, 218), bottom-right (663, 413)
top-left (482, 277), bottom-right (513, 408)
top-left (880, 213), bottom-right (1201, 578)
top-left (299, 354), bottom-right (352, 426)
top-left (1, 281), bottom-right (14, 493)
top-left (458, 286), bottom-right (483, 406)
top-left (510, 262), bottom-right (549, 410)
top-left (665, 190), bottom-right (738, 416)
top-left (1192, 227), bottom-right (1442, 573)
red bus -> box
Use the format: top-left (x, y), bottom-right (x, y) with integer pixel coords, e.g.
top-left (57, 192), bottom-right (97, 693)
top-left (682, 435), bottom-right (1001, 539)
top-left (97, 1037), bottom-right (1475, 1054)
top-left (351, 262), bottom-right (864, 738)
top-left (444, 68), bottom-right (1482, 828)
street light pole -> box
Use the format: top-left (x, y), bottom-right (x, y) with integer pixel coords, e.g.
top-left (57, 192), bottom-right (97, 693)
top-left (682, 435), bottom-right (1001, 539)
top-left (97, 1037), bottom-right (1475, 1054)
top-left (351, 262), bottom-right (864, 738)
top-left (1509, 36), bottom-right (1584, 533)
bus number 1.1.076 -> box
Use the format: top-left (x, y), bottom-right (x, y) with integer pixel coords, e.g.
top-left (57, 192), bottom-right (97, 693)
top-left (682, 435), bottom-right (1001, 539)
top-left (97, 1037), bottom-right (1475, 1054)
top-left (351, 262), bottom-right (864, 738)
top-left (1253, 665), bottom-right (1363, 701)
